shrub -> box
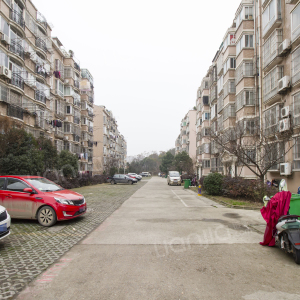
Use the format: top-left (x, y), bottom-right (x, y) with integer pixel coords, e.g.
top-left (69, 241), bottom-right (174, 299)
top-left (222, 176), bottom-right (278, 202)
top-left (203, 173), bottom-right (223, 195)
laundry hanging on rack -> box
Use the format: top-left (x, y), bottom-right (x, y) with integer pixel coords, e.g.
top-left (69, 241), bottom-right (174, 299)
top-left (53, 71), bottom-right (61, 79)
top-left (52, 120), bottom-right (62, 128)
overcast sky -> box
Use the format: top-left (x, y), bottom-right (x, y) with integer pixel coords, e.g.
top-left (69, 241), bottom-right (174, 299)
top-left (33, 0), bottom-right (242, 156)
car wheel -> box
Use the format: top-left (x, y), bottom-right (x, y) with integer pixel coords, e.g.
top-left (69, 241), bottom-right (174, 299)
top-left (37, 206), bottom-right (57, 227)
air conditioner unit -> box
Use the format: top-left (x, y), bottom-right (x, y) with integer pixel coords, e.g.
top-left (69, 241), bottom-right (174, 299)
top-left (278, 39), bottom-right (290, 55)
top-left (279, 118), bottom-right (290, 132)
top-left (0, 66), bottom-right (11, 79)
top-left (281, 106), bottom-right (289, 118)
top-left (65, 136), bottom-right (69, 140)
top-left (280, 163), bottom-right (292, 176)
top-left (1, 34), bottom-right (10, 45)
top-left (65, 79), bottom-right (69, 84)
top-left (278, 76), bottom-right (290, 93)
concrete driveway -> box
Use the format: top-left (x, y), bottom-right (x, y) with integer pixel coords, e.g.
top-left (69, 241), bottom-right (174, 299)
top-left (17, 177), bottom-right (300, 300)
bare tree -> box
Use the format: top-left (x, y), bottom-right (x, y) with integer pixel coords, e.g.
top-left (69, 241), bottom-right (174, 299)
top-left (209, 116), bottom-right (294, 183)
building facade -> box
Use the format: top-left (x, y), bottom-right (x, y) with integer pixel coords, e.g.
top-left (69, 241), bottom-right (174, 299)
top-left (0, 0), bottom-right (95, 174)
top-left (93, 105), bottom-right (127, 175)
top-left (193, 0), bottom-right (300, 193)
top-left (175, 109), bottom-right (197, 161)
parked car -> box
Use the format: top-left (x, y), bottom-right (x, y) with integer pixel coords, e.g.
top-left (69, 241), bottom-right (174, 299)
top-left (0, 205), bottom-right (11, 241)
top-left (141, 172), bottom-right (151, 177)
top-left (0, 176), bottom-right (87, 227)
top-left (128, 173), bottom-right (142, 181)
top-left (167, 171), bottom-right (181, 186)
top-left (111, 174), bottom-right (137, 185)
top-left (106, 176), bottom-right (113, 183)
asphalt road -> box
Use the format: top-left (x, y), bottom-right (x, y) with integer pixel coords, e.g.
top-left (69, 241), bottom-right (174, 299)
top-left (16, 177), bottom-right (300, 300)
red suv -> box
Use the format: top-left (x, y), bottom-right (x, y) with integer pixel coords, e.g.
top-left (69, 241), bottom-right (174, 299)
top-left (0, 176), bottom-right (87, 227)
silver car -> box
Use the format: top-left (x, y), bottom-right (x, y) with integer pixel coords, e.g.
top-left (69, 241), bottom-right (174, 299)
top-left (0, 205), bottom-right (11, 241)
top-left (167, 171), bottom-right (181, 186)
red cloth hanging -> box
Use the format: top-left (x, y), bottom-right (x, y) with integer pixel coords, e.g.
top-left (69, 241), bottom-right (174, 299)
top-left (260, 191), bottom-right (291, 247)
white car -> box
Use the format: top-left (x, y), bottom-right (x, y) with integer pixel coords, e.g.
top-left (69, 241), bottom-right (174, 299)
top-left (167, 171), bottom-right (181, 186)
top-left (128, 173), bottom-right (142, 181)
top-left (0, 205), bottom-right (11, 241)
top-left (141, 172), bottom-right (151, 177)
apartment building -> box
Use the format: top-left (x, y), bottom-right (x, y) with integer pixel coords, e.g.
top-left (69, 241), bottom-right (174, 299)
top-left (0, 0), bottom-right (94, 174)
top-left (93, 105), bottom-right (127, 175)
top-left (194, 0), bottom-right (300, 192)
top-left (175, 110), bottom-right (197, 161)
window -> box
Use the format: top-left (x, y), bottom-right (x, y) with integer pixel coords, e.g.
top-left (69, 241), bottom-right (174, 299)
top-left (263, 29), bottom-right (283, 68)
top-left (263, 66), bottom-right (283, 102)
top-left (202, 112), bottom-right (210, 120)
top-left (236, 35), bottom-right (254, 55)
top-left (55, 80), bottom-right (64, 97)
top-left (0, 49), bottom-right (8, 68)
top-left (245, 149), bottom-right (256, 164)
top-left (245, 35), bottom-right (254, 47)
top-left (292, 47), bottom-right (300, 85)
top-left (262, 0), bottom-right (281, 37)
top-left (0, 83), bottom-right (8, 102)
top-left (245, 7), bottom-right (253, 20)
top-left (245, 120), bottom-right (256, 135)
top-left (264, 105), bottom-right (281, 135)
top-left (292, 4), bottom-right (300, 41)
top-left (203, 160), bottom-right (210, 168)
top-left (223, 105), bottom-right (236, 120)
top-left (223, 34), bottom-right (236, 49)
top-left (294, 137), bottom-right (300, 160)
top-left (224, 57), bottom-right (236, 74)
top-left (6, 178), bottom-right (29, 192)
top-left (0, 178), bottom-right (5, 190)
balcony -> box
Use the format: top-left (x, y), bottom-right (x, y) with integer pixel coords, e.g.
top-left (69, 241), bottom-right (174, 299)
top-left (35, 90), bottom-right (46, 103)
top-left (10, 9), bottom-right (25, 30)
top-left (37, 11), bottom-right (48, 30)
top-left (36, 37), bottom-right (47, 53)
top-left (262, 0), bottom-right (282, 39)
top-left (10, 40), bottom-right (24, 60)
top-left (7, 104), bottom-right (23, 120)
top-left (263, 66), bottom-right (283, 104)
top-left (74, 116), bottom-right (80, 125)
top-left (74, 80), bottom-right (80, 89)
top-left (263, 29), bottom-right (283, 72)
top-left (74, 62), bottom-right (80, 72)
top-left (88, 126), bottom-right (93, 133)
top-left (11, 73), bottom-right (24, 90)
top-left (88, 111), bottom-right (94, 118)
top-left (54, 128), bottom-right (64, 139)
top-left (88, 96), bottom-right (94, 104)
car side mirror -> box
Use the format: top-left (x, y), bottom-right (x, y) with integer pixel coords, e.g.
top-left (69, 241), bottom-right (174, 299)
top-left (23, 188), bottom-right (34, 193)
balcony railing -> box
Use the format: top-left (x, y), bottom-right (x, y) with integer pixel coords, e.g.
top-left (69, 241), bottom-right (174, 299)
top-left (10, 9), bottom-right (25, 29)
top-left (88, 111), bottom-right (94, 118)
top-left (54, 128), bottom-right (64, 139)
top-left (74, 116), bottom-right (80, 124)
top-left (36, 37), bottom-right (47, 52)
top-left (35, 90), bottom-right (46, 103)
top-left (88, 126), bottom-right (93, 133)
top-left (88, 96), bottom-right (94, 104)
top-left (11, 73), bottom-right (24, 90)
top-left (74, 80), bottom-right (80, 89)
top-left (7, 104), bottom-right (23, 120)
top-left (74, 62), bottom-right (80, 72)
top-left (10, 40), bottom-right (24, 60)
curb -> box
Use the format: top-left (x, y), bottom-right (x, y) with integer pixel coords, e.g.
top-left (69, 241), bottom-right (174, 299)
top-left (208, 196), bottom-right (262, 210)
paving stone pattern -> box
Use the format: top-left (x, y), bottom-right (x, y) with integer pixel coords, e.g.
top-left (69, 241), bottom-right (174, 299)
top-left (0, 181), bottom-right (147, 300)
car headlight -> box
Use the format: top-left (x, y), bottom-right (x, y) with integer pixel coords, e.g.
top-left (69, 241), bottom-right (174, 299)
top-left (54, 197), bottom-right (74, 205)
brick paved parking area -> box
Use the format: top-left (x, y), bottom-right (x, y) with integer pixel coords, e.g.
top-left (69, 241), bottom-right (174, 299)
top-left (0, 180), bottom-right (148, 300)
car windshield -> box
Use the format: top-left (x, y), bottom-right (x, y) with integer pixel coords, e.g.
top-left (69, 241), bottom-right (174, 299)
top-left (26, 178), bottom-right (64, 192)
top-left (169, 172), bottom-right (180, 177)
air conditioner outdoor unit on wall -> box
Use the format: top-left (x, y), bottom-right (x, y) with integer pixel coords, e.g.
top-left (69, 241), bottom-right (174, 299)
top-left (280, 163), bottom-right (292, 176)
top-left (278, 76), bottom-right (290, 92)
top-left (1, 34), bottom-right (10, 45)
top-left (279, 118), bottom-right (290, 132)
top-left (281, 106), bottom-right (289, 118)
top-left (0, 66), bottom-right (11, 79)
top-left (278, 39), bottom-right (291, 55)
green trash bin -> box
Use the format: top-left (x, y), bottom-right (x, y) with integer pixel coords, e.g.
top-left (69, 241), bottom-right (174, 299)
top-left (289, 194), bottom-right (300, 215)
top-left (184, 179), bottom-right (191, 189)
